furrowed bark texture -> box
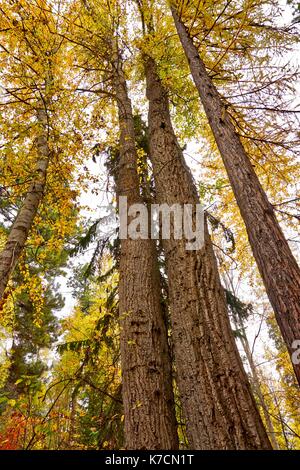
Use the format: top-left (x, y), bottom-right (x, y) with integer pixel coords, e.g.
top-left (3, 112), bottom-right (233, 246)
top-left (145, 56), bottom-right (271, 450)
top-left (114, 60), bottom-right (178, 450)
top-left (0, 107), bottom-right (50, 300)
top-left (172, 7), bottom-right (300, 385)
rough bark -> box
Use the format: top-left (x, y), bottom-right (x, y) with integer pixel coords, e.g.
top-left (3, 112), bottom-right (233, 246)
top-left (171, 7), bottom-right (300, 385)
top-left (145, 56), bottom-right (271, 449)
top-left (113, 58), bottom-right (178, 450)
top-left (0, 107), bottom-right (50, 300)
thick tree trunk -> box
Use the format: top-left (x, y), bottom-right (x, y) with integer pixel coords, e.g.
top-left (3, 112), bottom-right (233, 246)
top-left (145, 56), bottom-right (271, 449)
top-left (0, 107), bottom-right (50, 300)
top-left (113, 59), bottom-right (178, 450)
top-left (171, 7), bottom-right (300, 385)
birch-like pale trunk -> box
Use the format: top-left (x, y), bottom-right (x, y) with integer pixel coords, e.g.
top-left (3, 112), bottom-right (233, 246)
top-left (0, 106), bottom-right (50, 300)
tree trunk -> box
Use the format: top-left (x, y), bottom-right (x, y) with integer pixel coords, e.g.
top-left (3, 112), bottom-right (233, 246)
top-left (242, 333), bottom-right (280, 450)
top-left (224, 286), bottom-right (280, 449)
top-left (222, 272), bottom-right (279, 448)
top-left (113, 57), bottom-right (178, 450)
top-left (0, 107), bottom-right (50, 300)
top-left (67, 386), bottom-right (79, 449)
top-left (171, 7), bottom-right (300, 385)
top-left (145, 56), bottom-right (271, 449)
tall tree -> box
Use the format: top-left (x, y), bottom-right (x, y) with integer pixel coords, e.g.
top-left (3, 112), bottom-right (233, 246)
top-left (72, 0), bottom-right (179, 449)
top-left (137, 2), bottom-right (271, 449)
top-left (113, 45), bottom-right (178, 452)
top-left (0, 1), bottom-right (83, 302)
top-left (170, 2), bottom-right (300, 385)
top-left (0, 2), bottom-right (56, 299)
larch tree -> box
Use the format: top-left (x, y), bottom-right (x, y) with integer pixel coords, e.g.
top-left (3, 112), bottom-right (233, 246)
top-left (113, 53), bottom-right (178, 450)
top-left (135, 0), bottom-right (271, 450)
top-left (169, 0), bottom-right (300, 384)
top-left (69, 0), bottom-right (178, 449)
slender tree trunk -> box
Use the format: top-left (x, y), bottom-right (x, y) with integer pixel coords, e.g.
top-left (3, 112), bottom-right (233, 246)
top-left (242, 333), bottom-right (280, 450)
top-left (222, 273), bottom-right (279, 448)
top-left (227, 300), bottom-right (280, 447)
top-left (273, 390), bottom-right (290, 449)
top-left (113, 57), bottom-right (178, 450)
top-left (145, 56), bottom-right (271, 449)
top-left (67, 387), bottom-right (79, 449)
top-left (0, 107), bottom-right (50, 300)
top-left (171, 7), bottom-right (300, 385)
